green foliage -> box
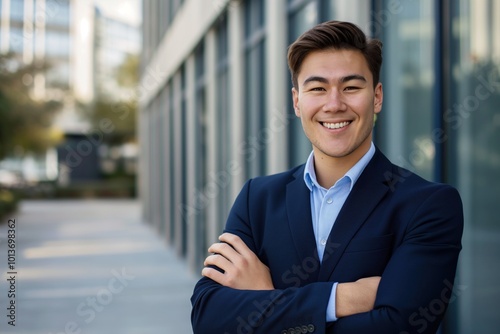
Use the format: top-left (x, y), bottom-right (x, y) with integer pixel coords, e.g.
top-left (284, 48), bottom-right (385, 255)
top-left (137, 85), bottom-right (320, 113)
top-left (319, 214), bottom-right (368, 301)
top-left (115, 54), bottom-right (140, 88)
top-left (0, 189), bottom-right (19, 218)
top-left (88, 98), bottom-right (137, 145)
top-left (0, 53), bottom-right (63, 160)
top-left (81, 54), bottom-right (139, 146)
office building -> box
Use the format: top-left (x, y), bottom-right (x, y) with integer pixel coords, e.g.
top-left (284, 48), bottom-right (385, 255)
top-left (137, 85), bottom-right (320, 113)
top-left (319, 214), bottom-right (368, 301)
top-left (139, 1), bottom-right (500, 332)
top-left (0, 0), bottom-right (95, 181)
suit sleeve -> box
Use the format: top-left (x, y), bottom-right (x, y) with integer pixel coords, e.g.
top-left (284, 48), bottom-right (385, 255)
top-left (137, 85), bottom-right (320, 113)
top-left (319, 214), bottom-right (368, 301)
top-left (191, 180), bottom-right (334, 334)
top-left (328, 185), bottom-right (464, 334)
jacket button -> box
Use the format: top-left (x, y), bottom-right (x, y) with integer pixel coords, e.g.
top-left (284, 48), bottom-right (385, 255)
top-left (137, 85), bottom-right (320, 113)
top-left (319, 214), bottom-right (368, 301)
top-left (301, 325), bottom-right (308, 333)
top-left (308, 324), bottom-right (315, 332)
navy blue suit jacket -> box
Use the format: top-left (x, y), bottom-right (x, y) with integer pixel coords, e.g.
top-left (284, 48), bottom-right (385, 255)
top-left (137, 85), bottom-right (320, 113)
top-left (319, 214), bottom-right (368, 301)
top-left (191, 148), bottom-right (463, 334)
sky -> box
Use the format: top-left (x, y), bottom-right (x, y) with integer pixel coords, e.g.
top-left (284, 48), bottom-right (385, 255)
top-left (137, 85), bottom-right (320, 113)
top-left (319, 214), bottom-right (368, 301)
top-left (93, 0), bottom-right (142, 26)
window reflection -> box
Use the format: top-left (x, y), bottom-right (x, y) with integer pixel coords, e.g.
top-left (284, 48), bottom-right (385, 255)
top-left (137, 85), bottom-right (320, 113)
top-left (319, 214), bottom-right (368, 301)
top-left (449, 1), bottom-right (500, 332)
top-left (45, 30), bottom-right (70, 57)
top-left (288, 1), bottom-right (318, 167)
top-left (194, 41), bottom-right (208, 268)
top-left (10, 0), bottom-right (24, 21)
top-left (244, 0), bottom-right (267, 178)
top-left (44, 0), bottom-right (70, 27)
top-left (215, 14), bottom-right (231, 230)
top-left (9, 27), bottom-right (24, 52)
top-left (376, 0), bottom-right (435, 180)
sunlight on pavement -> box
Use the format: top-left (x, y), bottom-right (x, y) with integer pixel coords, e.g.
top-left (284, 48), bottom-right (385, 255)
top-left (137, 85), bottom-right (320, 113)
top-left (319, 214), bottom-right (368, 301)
top-left (24, 240), bottom-right (158, 259)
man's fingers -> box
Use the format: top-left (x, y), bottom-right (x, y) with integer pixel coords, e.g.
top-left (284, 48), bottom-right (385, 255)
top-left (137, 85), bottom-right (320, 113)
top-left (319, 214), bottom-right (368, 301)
top-left (218, 233), bottom-right (254, 258)
top-left (204, 253), bottom-right (232, 272)
top-left (201, 267), bottom-right (225, 285)
top-left (203, 233), bottom-right (274, 290)
top-left (208, 242), bottom-right (239, 263)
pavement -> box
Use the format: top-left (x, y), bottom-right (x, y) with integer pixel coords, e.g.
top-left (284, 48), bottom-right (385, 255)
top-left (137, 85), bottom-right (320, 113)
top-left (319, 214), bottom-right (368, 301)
top-left (0, 199), bottom-right (198, 334)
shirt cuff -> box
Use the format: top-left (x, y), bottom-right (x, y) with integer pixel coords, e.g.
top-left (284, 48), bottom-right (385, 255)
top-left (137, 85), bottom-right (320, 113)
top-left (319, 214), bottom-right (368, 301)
top-left (326, 282), bottom-right (338, 322)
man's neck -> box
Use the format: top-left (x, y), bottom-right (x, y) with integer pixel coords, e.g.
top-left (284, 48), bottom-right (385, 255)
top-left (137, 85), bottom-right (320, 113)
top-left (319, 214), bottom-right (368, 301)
top-left (313, 142), bottom-right (371, 189)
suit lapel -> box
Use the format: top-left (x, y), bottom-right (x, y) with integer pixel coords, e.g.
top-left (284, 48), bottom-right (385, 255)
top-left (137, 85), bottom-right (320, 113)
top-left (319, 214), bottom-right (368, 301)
top-left (318, 149), bottom-right (392, 281)
top-left (286, 166), bottom-right (320, 279)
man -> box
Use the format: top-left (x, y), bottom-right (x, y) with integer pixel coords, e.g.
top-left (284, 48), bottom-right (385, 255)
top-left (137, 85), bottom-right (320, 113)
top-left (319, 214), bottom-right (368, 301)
top-left (191, 20), bottom-right (463, 334)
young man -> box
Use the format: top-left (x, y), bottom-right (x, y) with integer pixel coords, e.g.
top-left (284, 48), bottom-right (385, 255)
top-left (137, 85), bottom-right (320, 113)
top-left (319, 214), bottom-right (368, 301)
top-left (191, 20), bottom-right (463, 334)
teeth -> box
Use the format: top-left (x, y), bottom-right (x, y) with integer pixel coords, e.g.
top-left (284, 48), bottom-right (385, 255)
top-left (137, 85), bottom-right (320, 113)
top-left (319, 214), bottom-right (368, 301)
top-left (322, 121), bottom-right (350, 129)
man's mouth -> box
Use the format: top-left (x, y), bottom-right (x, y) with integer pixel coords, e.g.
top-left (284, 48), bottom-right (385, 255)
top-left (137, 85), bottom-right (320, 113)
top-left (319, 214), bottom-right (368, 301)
top-left (321, 121), bottom-right (351, 129)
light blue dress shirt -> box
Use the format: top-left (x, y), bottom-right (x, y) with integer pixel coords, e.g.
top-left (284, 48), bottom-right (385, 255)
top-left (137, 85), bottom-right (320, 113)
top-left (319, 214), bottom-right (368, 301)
top-left (303, 142), bottom-right (376, 322)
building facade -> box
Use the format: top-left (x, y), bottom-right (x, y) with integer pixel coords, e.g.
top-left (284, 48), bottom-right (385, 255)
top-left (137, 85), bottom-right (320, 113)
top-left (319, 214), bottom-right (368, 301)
top-left (94, 7), bottom-right (141, 101)
top-left (139, 0), bottom-right (500, 332)
top-left (0, 0), bottom-right (95, 182)
top-left (0, 0), bottom-right (141, 184)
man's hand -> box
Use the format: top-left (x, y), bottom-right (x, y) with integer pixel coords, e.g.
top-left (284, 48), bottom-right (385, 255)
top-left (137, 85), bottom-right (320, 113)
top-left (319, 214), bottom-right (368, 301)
top-left (202, 233), bottom-right (274, 290)
top-left (336, 276), bottom-right (381, 318)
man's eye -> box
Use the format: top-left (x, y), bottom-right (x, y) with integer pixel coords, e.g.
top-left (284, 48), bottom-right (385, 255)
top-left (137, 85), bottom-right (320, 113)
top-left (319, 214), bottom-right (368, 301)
top-left (310, 87), bottom-right (325, 91)
top-left (345, 86), bottom-right (359, 91)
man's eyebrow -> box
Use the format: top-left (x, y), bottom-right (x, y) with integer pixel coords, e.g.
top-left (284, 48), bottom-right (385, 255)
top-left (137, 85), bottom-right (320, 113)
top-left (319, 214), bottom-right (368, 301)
top-left (301, 74), bottom-right (367, 86)
top-left (340, 74), bottom-right (367, 83)
top-left (302, 76), bottom-right (329, 86)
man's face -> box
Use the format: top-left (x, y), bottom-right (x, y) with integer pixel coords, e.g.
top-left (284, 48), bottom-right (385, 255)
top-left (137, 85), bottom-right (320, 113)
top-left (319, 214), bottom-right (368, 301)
top-left (292, 49), bottom-right (383, 162)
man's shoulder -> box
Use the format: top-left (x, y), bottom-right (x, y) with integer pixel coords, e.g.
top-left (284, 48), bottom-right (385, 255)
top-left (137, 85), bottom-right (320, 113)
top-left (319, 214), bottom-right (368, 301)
top-left (384, 161), bottom-right (460, 200)
top-left (371, 148), bottom-right (460, 196)
top-left (246, 164), bottom-right (304, 190)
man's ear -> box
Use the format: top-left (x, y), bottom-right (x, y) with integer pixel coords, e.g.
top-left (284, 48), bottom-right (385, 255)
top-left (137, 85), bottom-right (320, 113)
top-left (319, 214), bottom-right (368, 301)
top-left (292, 87), bottom-right (300, 117)
top-left (374, 82), bottom-right (383, 114)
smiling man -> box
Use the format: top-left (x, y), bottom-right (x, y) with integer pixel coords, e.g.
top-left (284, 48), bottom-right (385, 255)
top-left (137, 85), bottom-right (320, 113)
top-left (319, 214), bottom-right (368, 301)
top-left (191, 20), bottom-right (463, 334)
top-left (292, 48), bottom-right (383, 189)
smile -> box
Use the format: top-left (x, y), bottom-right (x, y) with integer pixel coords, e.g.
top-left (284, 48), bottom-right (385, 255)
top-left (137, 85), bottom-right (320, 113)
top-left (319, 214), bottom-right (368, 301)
top-left (321, 121), bottom-right (351, 129)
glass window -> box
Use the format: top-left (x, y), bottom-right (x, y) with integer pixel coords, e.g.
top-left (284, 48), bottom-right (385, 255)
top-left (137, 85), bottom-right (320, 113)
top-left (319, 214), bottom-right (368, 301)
top-left (289, 1), bottom-right (317, 38)
top-left (9, 27), bottom-right (23, 53)
top-left (375, 0), bottom-right (436, 181)
top-left (244, 0), bottom-right (267, 179)
top-left (158, 87), bottom-right (168, 238)
top-left (168, 0), bottom-right (176, 27)
top-left (215, 14), bottom-right (231, 231)
top-left (44, 0), bottom-right (70, 27)
top-left (45, 30), bottom-right (70, 57)
top-left (168, 82), bottom-right (176, 244)
top-left (159, 0), bottom-right (169, 36)
top-left (244, 0), bottom-right (265, 39)
top-left (194, 41), bottom-right (208, 266)
top-left (180, 64), bottom-right (187, 256)
top-left (447, 1), bottom-right (500, 333)
top-left (287, 0), bottom-right (317, 167)
top-left (10, 0), bottom-right (24, 21)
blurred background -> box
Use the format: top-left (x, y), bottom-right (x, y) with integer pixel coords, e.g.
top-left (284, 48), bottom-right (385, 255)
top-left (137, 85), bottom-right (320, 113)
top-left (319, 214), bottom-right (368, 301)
top-left (1, 0), bottom-right (500, 333)
top-left (0, 0), bottom-right (140, 200)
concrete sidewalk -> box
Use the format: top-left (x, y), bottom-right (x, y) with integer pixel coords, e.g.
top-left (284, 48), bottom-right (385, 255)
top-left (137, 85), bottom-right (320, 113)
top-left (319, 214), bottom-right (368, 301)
top-left (0, 200), bottom-right (198, 334)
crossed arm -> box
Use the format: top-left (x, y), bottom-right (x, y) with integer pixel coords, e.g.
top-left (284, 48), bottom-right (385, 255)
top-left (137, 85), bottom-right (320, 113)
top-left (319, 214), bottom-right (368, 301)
top-left (203, 232), bottom-right (380, 319)
top-left (191, 182), bottom-right (463, 333)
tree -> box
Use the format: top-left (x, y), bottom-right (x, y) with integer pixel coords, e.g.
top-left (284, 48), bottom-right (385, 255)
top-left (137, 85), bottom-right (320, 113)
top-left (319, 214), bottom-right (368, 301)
top-left (0, 53), bottom-right (63, 160)
top-left (83, 54), bottom-right (139, 146)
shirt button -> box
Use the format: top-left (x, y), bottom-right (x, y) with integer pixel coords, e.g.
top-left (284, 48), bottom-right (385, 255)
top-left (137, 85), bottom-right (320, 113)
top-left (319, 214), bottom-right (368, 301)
top-left (320, 239), bottom-right (327, 246)
top-left (326, 198), bottom-right (333, 204)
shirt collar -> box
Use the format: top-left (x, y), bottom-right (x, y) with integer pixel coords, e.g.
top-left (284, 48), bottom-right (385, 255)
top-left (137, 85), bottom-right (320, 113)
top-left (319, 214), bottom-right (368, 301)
top-left (304, 142), bottom-right (376, 191)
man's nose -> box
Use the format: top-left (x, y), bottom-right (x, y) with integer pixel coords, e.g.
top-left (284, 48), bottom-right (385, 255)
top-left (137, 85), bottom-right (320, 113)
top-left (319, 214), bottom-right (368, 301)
top-left (322, 90), bottom-right (346, 112)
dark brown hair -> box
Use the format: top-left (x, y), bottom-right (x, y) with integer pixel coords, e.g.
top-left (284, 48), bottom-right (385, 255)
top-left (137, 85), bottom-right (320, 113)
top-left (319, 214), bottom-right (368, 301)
top-left (287, 20), bottom-right (383, 89)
